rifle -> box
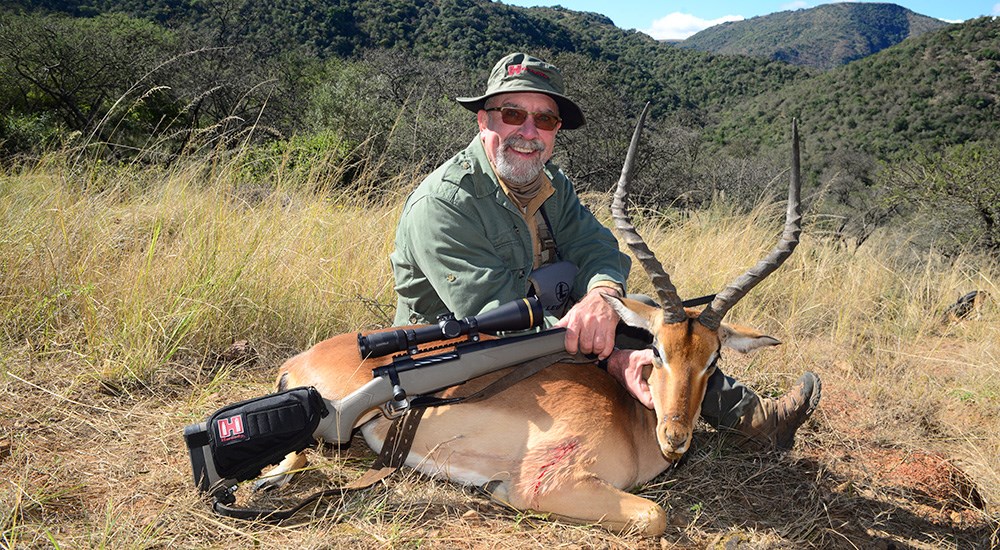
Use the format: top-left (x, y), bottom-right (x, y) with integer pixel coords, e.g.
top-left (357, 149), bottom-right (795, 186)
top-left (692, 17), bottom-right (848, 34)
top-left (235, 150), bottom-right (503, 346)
top-left (183, 297), bottom-right (568, 502)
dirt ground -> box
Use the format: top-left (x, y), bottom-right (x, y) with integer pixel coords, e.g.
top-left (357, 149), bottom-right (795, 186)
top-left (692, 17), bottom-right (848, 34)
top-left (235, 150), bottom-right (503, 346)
top-left (2, 345), bottom-right (997, 549)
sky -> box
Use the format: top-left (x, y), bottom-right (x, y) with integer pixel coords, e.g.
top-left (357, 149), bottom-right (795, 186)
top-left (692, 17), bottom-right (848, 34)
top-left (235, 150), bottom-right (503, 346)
top-left (502, 1), bottom-right (1000, 40)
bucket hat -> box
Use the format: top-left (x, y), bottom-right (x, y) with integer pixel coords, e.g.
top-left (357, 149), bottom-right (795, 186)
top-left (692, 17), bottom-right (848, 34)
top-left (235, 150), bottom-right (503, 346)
top-left (456, 52), bottom-right (585, 129)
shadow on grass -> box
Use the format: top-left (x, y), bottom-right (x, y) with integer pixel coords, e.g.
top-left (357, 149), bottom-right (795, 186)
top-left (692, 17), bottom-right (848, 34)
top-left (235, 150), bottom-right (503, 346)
top-left (647, 431), bottom-right (997, 548)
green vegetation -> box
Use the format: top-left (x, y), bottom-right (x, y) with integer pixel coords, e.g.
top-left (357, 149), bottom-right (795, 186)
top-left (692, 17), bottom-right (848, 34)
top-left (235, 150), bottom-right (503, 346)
top-left (1, 1), bottom-right (999, 255)
top-left (707, 16), bottom-right (1000, 252)
top-left (681, 2), bottom-right (948, 69)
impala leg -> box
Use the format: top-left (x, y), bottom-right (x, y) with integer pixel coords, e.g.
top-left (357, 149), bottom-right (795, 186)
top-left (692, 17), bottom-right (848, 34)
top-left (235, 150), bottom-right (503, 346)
top-left (253, 451), bottom-right (308, 491)
top-left (529, 475), bottom-right (668, 536)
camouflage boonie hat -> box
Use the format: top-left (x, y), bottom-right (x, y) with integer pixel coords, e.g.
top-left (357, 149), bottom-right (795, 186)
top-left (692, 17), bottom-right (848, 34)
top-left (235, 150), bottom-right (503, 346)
top-left (456, 52), bottom-right (586, 130)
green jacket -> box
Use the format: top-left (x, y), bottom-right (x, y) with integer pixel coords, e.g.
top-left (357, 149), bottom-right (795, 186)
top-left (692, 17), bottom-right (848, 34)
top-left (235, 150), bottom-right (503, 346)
top-left (391, 137), bottom-right (631, 326)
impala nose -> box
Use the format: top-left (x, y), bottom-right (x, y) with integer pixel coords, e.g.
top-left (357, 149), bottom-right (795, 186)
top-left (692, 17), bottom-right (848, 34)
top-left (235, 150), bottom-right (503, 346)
top-left (660, 419), bottom-right (691, 454)
top-left (666, 432), bottom-right (689, 451)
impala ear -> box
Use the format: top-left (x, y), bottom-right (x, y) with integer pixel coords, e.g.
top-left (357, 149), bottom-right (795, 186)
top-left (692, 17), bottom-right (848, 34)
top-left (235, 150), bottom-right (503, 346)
top-left (718, 322), bottom-right (781, 353)
top-left (602, 294), bottom-right (662, 334)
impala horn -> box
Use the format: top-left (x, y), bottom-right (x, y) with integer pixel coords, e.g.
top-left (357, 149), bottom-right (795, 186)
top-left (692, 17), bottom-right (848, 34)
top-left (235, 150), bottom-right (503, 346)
top-left (611, 103), bottom-right (687, 325)
top-left (612, 108), bottom-right (802, 330)
top-left (698, 119), bottom-right (802, 331)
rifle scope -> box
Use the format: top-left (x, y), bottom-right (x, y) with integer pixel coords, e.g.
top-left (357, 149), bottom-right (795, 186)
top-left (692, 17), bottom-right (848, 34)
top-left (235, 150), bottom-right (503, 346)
top-left (358, 297), bottom-right (543, 359)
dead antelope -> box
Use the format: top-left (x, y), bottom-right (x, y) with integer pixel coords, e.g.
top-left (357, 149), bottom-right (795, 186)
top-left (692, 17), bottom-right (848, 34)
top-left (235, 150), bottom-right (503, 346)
top-left (261, 110), bottom-right (805, 535)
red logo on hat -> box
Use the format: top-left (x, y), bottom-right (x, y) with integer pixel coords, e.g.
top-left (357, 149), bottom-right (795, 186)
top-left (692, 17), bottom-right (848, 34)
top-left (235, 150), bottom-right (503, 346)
top-left (527, 67), bottom-right (550, 80)
top-left (507, 64), bottom-right (550, 80)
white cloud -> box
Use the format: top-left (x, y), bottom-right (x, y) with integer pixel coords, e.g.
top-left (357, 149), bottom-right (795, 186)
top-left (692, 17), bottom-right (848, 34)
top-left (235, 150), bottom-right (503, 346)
top-left (642, 12), bottom-right (744, 41)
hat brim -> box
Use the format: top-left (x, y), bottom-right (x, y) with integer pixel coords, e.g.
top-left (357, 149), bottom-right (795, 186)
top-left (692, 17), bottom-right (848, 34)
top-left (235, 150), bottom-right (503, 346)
top-left (456, 89), bottom-right (585, 130)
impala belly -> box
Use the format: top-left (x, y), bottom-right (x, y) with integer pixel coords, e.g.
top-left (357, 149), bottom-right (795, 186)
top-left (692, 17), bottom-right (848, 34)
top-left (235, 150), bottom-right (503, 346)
top-left (356, 364), bottom-right (666, 497)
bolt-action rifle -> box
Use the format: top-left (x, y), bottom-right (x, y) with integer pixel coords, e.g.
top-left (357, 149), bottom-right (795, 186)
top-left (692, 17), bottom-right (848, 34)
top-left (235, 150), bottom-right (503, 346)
top-left (183, 297), bottom-right (568, 502)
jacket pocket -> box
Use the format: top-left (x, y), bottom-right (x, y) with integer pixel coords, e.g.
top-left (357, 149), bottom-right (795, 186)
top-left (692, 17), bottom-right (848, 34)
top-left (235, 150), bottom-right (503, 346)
top-left (490, 225), bottom-right (528, 271)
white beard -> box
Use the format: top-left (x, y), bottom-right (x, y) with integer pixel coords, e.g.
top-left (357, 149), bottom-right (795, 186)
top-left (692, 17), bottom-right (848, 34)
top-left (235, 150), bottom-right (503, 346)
top-left (494, 137), bottom-right (547, 186)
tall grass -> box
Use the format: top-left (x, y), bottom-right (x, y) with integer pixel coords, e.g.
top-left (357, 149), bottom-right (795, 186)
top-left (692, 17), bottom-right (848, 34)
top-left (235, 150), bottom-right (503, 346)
top-left (4, 151), bottom-right (998, 387)
top-left (2, 146), bottom-right (998, 548)
top-left (1, 149), bottom-right (406, 389)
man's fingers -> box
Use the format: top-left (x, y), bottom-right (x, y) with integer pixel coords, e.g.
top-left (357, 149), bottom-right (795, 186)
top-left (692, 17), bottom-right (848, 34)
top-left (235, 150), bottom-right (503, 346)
top-left (562, 325), bottom-right (580, 354)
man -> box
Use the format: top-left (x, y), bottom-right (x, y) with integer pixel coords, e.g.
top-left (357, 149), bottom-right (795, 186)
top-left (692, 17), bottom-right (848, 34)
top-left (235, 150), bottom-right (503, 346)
top-left (390, 52), bottom-right (818, 450)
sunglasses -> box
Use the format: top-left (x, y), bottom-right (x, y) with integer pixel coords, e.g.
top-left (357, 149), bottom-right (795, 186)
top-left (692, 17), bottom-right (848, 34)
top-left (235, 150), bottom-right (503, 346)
top-left (485, 107), bottom-right (562, 131)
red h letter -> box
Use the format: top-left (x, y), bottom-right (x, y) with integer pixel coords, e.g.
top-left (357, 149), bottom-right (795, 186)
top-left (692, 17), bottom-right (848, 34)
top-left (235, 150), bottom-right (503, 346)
top-left (217, 415), bottom-right (245, 441)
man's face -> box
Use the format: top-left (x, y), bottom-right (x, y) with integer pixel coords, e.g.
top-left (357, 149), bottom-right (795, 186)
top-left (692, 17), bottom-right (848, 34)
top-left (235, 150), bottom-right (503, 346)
top-left (477, 92), bottom-right (561, 186)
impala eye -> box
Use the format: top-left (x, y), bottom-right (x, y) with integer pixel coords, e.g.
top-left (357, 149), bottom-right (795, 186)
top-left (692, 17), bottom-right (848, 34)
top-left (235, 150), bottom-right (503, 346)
top-left (706, 351), bottom-right (720, 374)
top-left (649, 344), bottom-right (661, 360)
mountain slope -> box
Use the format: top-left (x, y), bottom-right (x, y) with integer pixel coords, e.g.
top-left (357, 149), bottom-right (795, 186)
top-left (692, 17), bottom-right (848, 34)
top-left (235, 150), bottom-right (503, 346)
top-left (681, 2), bottom-right (949, 69)
top-left (710, 16), bottom-right (1000, 166)
top-left (3, 0), bottom-right (815, 120)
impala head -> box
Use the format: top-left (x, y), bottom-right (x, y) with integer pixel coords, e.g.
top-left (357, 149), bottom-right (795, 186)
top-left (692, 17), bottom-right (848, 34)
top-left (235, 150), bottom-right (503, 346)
top-left (607, 104), bottom-right (801, 460)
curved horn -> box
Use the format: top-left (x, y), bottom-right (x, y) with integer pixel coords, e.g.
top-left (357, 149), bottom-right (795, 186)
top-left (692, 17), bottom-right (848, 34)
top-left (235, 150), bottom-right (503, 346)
top-left (699, 119), bottom-right (802, 331)
top-left (611, 103), bottom-right (687, 324)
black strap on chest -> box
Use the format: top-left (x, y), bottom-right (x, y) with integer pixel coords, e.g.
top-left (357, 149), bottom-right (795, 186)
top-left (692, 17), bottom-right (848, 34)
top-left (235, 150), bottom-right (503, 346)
top-left (536, 205), bottom-right (560, 264)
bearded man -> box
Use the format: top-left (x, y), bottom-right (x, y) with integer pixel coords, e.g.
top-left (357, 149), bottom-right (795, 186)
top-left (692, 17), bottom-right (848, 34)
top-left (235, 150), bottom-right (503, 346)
top-left (389, 52), bottom-right (819, 449)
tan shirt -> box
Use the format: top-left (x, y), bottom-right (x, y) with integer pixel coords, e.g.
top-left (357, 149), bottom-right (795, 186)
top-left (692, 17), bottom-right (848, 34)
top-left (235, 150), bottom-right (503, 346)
top-left (496, 172), bottom-right (555, 269)
top-left (495, 169), bottom-right (623, 296)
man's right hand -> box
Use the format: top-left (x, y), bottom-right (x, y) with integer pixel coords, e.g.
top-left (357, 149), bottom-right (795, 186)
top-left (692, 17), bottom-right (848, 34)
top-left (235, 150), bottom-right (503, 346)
top-left (555, 286), bottom-right (621, 360)
top-left (606, 348), bottom-right (655, 409)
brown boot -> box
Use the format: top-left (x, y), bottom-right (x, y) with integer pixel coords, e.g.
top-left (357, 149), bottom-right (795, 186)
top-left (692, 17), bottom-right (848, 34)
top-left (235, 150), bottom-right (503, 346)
top-left (736, 372), bottom-right (821, 451)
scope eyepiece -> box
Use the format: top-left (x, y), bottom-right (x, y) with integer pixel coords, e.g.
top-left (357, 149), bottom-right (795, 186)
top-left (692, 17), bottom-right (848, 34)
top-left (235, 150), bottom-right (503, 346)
top-left (358, 297), bottom-right (542, 359)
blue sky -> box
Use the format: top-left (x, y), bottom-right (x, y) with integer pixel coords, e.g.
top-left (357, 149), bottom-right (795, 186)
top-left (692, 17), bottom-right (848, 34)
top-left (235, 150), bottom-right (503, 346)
top-left (502, 1), bottom-right (1000, 40)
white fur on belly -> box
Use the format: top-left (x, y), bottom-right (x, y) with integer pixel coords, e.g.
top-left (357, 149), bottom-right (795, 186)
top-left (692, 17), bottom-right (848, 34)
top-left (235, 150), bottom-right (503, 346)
top-left (359, 422), bottom-right (496, 487)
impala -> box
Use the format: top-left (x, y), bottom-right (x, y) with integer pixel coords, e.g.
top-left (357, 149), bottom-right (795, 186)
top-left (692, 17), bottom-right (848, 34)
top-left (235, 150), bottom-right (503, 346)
top-left (262, 109), bottom-right (804, 535)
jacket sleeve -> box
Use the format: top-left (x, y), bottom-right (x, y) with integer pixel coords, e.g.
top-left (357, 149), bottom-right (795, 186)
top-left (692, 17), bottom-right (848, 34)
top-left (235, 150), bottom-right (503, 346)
top-left (548, 173), bottom-right (632, 298)
top-left (397, 193), bottom-right (527, 320)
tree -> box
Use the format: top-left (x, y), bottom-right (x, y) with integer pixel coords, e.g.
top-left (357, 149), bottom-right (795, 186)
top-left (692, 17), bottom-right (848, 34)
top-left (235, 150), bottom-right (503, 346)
top-left (886, 143), bottom-right (1000, 252)
top-left (0, 12), bottom-right (175, 143)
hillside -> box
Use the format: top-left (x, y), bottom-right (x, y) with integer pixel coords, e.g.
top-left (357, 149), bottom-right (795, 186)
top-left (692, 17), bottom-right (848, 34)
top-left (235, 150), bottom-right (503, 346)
top-left (710, 16), bottom-right (1000, 161)
top-left (3, 0), bottom-right (999, 251)
top-left (2, 0), bottom-right (813, 118)
top-left (681, 2), bottom-right (949, 69)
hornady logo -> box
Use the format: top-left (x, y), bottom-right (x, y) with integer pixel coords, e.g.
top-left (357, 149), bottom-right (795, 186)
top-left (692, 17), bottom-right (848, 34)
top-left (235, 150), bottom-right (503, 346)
top-left (507, 64), bottom-right (550, 79)
top-left (216, 414), bottom-right (246, 442)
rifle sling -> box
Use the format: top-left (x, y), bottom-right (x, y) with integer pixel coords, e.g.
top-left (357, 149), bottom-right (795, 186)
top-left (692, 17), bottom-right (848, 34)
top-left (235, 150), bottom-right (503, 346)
top-left (211, 350), bottom-right (581, 522)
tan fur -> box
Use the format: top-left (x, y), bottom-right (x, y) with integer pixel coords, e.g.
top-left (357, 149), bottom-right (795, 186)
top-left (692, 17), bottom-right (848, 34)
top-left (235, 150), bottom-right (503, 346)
top-left (261, 306), bottom-right (778, 535)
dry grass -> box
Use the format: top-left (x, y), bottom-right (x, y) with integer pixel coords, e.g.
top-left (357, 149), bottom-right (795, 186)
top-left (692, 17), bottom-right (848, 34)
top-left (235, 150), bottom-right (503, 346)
top-left (1, 152), bottom-right (998, 549)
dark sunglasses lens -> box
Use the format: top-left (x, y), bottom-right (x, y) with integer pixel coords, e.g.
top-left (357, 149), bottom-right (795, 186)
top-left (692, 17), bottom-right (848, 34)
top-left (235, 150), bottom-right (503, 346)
top-left (533, 113), bottom-right (559, 131)
top-left (500, 108), bottom-right (528, 126)
top-left (496, 108), bottom-right (559, 130)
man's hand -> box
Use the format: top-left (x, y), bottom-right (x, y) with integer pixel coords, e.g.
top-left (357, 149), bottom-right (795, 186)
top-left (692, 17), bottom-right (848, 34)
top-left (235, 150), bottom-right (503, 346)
top-left (606, 348), bottom-right (655, 409)
top-left (555, 286), bottom-right (620, 359)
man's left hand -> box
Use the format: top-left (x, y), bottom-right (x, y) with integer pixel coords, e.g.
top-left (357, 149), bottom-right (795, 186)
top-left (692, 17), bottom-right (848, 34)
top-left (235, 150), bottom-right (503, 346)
top-left (555, 287), bottom-right (620, 359)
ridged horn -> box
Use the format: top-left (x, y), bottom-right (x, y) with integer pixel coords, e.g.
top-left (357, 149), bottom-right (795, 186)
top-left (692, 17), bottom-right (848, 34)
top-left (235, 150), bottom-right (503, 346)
top-left (611, 103), bottom-right (687, 325)
top-left (698, 119), bottom-right (802, 331)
